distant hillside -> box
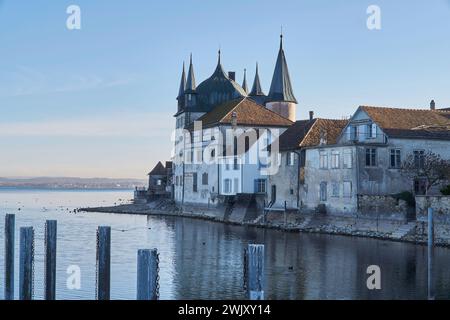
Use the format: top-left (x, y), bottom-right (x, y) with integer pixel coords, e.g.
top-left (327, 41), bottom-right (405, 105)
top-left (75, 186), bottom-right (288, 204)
top-left (0, 177), bottom-right (146, 189)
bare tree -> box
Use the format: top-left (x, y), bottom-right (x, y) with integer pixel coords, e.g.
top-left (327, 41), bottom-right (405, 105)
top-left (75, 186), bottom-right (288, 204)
top-left (401, 151), bottom-right (450, 195)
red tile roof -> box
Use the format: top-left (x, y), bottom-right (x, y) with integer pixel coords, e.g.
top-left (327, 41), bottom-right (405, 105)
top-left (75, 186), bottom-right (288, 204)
top-left (278, 118), bottom-right (349, 151)
top-left (194, 97), bottom-right (293, 128)
top-left (360, 106), bottom-right (450, 140)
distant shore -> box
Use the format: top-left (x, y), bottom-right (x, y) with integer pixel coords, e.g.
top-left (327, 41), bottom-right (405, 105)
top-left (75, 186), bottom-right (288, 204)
top-left (79, 203), bottom-right (450, 248)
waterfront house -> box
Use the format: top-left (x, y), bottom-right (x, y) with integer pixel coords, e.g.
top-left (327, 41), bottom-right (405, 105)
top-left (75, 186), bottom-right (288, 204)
top-left (269, 102), bottom-right (450, 217)
top-left (267, 113), bottom-right (349, 212)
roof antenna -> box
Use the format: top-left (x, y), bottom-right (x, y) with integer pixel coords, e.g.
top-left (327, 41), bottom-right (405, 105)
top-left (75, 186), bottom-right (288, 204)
top-left (280, 25), bottom-right (284, 49)
top-left (218, 45), bottom-right (221, 64)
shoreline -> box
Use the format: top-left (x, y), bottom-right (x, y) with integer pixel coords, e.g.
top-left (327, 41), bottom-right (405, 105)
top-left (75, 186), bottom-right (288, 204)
top-left (79, 204), bottom-right (450, 248)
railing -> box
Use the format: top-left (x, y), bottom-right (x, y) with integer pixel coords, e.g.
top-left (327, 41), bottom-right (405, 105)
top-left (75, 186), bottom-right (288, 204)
top-left (3, 214), bottom-right (265, 300)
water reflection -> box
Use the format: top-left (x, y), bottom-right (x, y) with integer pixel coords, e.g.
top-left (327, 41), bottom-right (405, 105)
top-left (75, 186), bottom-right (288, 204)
top-left (0, 189), bottom-right (449, 300)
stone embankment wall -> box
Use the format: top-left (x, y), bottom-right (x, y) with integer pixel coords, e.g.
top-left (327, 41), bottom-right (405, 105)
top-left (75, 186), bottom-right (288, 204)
top-left (357, 195), bottom-right (410, 221)
top-left (415, 196), bottom-right (450, 223)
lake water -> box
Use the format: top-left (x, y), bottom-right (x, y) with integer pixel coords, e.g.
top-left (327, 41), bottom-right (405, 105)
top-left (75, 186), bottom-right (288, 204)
top-left (0, 188), bottom-right (449, 300)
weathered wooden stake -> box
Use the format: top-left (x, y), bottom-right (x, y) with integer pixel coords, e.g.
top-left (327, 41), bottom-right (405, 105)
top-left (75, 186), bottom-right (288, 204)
top-left (45, 220), bottom-right (57, 300)
top-left (19, 227), bottom-right (34, 300)
top-left (284, 201), bottom-right (287, 227)
top-left (4, 214), bottom-right (15, 300)
top-left (246, 244), bottom-right (265, 300)
top-left (137, 249), bottom-right (159, 300)
top-left (96, 226), bottom-right (111, 300)
top-left (427, 207), bottom-right (434, 300)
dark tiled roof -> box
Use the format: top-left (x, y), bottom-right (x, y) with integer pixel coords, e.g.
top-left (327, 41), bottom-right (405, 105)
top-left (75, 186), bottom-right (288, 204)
top-left (148, 162), bottom-right (166, 176)
top-left (194, 59), bottom-right (247, 112)
top-left (277, 118), bottom-right (348, 151)
top-left (194, 97), bottom-right (293, 128)
top-left (185, 55), bottom-right (196, 93)
top-left (360, 106), bottom-right (450, 140)
top-left (266, 36), bottom-right (297, 104)
top-left (249, 63), bottom-right (265, 97)
top-left (278, 120), bottom-right (316, 151)
top-left (242, 69), bottom-right (248, 94)
top-left (177, 62), bottom-right (186, 98)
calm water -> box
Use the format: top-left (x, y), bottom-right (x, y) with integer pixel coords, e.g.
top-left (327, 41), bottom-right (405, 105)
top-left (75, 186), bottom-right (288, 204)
top-left (0, 188), bottom-right (449, 300)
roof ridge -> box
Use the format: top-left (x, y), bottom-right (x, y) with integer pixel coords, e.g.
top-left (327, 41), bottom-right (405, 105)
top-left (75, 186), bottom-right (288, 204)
top-left (360, 105), bottom-right (445, 112)
top-left (221, 97), bottom-right (247, 121)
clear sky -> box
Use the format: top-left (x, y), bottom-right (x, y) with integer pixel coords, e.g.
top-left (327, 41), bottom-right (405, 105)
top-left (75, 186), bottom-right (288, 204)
top-left (1, 0), bottom-right (449, 178)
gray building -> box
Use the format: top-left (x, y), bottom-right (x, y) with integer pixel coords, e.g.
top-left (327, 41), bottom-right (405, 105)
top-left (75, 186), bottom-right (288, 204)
top-left (270, 103), bottom-right (450, 216)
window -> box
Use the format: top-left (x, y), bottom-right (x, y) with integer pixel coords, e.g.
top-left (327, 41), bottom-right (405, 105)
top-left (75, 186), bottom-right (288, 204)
top-left (211, 149), bottom-right (215, 159)
top-left (343, 181), bottom-right (352, 198)
top-left (365, 148), bottom-right (377, 167)
top-left (234, 178), bottom-right (239, 194)
top-left (175, 176), bottom-right (179, 186)
top-left (331, 182), bottom-right (339, 197)
top-left (320, 182), bottom-right (327, 201)
top-left (414, 178), bottom-right (427, 195)
top-left (367, 123), bottom-right (377, 139)
top-left (299, 150), bottom-right (306, 167)
top-left (319, 151), bottom-right (328, 169)
top-left (331, 152), bottom-right (340, 169)
top-left (193, 173), bottom-right (198, 192)
top-left (350, 126), bottom-right (358, 140)
top-left (254, 179), bottom-right (267, 193)
top-left (157, 179), bottom-right (162, 186)
top-left (286, 152), bottom-right (295, 166)
top-left (343, 150), bottom-right (352, 169)
top-left (390, 149), bottom-right (401, 168)
top-left (225, 162), bottom-right (230, 171)
top-left (202, 173), bottom-right (208, 185)
top-left (414, 150), bottom-right (425, 169)
top-left (233, 158), bottom-right (239, 170)
top-left (290, 189), bottom-right (294, 195)
top-left (223, 179), bottom-right (232, 194)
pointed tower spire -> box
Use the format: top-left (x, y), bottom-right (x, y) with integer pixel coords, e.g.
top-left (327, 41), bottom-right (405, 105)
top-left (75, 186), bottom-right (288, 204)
top-left (185, 53), bottom-right (196, 93)
top-left (250, 63), bottom-right (265, 96)
top-left (177, 62), bottom-right (186, 98)
top-left (242, 69), bottom-right (248, 94)
top-left (267, 33), bottom-right (297, 103)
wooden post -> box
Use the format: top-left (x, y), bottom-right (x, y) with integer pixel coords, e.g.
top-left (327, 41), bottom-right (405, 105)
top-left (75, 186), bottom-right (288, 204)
top-left (427, 208), bottom-right (434, 300)
top-left (4, 214), bottom-right (15, 300)
top-left (19, 227), bottom-right (34, 300)
top-left (96, 226), bottom-right (111, 300)
top-left (136, 249), bottom-right (159, 300)
top-left (284, 201), bottom-right (287, 227)
top-left (45, 220), bottom-right (57, 300)
top-left (246, 244), bottom-right (264, 300)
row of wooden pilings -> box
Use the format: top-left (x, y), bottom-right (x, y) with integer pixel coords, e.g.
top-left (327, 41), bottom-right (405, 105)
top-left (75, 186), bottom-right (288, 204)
top-left (3, 214), bottom-right (265, 300)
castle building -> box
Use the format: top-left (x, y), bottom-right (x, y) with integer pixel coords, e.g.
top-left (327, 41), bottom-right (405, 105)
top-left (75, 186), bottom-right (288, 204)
top-left (173, 35), bottom-right (298, 207)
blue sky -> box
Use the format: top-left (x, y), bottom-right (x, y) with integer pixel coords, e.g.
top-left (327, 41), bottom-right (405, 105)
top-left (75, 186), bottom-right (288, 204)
top-left (1, 0), bottom-right (449, 178)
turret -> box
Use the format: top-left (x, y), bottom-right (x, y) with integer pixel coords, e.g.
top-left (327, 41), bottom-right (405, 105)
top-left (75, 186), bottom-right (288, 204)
top-left (184, 54), bottom-right (197, 109)
top-left (242, 69), bottom-right (248, 94)
top-left (249, 63), bottom-right (265, 97)
top-left (177, 62), bottom-right (186, 112)
top-left (265, 34), bottom-right (297, 121)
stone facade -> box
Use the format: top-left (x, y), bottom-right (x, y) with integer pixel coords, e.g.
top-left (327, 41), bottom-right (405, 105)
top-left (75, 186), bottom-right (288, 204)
top-left (416, 196), bottom-right (450, 223)
top-left (357, 195), bottom-right (410, 221)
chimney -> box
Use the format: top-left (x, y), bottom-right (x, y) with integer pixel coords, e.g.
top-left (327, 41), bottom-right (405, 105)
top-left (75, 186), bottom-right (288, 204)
top-left (228, 72), bottom-right (236, 81)
top-left (231, 111), bottom-right (237, 128)
top-left (309, 111), bottom-right (314, 121)
top-left (430, 99), bottom-right (436, 110)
